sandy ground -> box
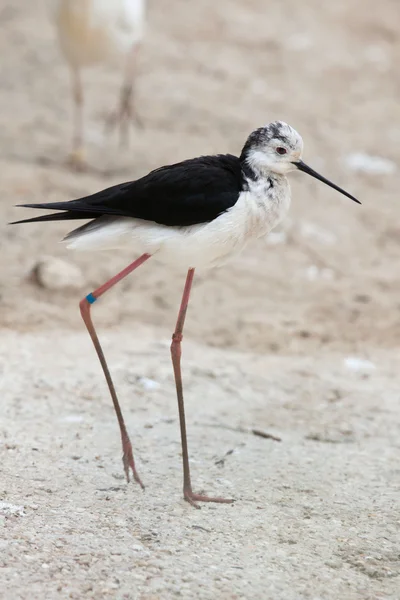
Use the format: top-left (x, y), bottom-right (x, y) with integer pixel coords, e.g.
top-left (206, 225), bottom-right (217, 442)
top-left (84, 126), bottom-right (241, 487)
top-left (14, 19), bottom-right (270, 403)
top-left (1, 0), bottom-right (400, 598)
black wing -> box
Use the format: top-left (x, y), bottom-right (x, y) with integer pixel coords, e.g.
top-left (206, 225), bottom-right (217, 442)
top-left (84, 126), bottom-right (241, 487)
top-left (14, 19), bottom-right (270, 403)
top-left (12, 154), bottom-right (246, 227)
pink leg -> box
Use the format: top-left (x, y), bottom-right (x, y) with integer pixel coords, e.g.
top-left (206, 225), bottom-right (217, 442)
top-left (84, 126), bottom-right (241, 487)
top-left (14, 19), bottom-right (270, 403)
top-left (171, 269), bottom-right (234, 508)
top-left (80, 253), bottom-right (151, 487)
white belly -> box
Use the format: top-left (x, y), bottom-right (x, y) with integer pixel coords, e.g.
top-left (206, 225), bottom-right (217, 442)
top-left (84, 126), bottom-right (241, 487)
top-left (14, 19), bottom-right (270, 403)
top-left (64, 215), bottom-right (250, 269)
top-left (54, 0), bottom-right (145, 67)
top-left (64, 188), bottom-right (291, 269)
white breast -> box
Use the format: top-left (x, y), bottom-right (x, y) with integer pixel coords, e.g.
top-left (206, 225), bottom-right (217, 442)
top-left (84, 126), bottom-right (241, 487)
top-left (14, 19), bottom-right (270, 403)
top-left (243, 175), bottom-right (291, 234)
top-left (64, 175), bottom-right (292, 270)
top-left (54, 0), bottom-right (145, 67)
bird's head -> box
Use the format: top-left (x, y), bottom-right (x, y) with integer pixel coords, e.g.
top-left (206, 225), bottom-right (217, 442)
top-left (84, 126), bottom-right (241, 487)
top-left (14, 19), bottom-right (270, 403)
top-left (241, 121), bottom-right (303, 176)
top-left (241, 120), bottom-right (360, 204)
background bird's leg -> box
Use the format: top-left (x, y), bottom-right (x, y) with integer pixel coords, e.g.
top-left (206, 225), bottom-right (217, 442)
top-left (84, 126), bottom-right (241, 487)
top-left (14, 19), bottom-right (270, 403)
top-left (67, 68), bottom-right (86, 170)
top-left (171, 268), bottom-right (234, 508)
top-left (79, 253), bottom-right (151, 487)
top-left (106, 43), bottom-right (142, 147)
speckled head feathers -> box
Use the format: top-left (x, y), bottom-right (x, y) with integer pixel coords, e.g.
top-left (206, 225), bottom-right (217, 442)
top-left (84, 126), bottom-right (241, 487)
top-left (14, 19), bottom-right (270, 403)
top-left (239, 121), bottom-right (360, 204)
top-left (240, 121), bottom-right (304, 176)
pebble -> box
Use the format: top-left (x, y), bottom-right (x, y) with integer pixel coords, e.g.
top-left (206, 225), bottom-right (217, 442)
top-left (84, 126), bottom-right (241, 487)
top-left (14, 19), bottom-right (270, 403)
top-left (32, 257), bottom-right (85, 291)
top-left (344, 153), bottom-right (396, 175)
top-left (265, 231), bottom-right (287, 245)
top-left (306, 265), bottom-right (335, 281)
top-left (138, 376), bottom-right (161, 391)
top-left (0, 502), bottom-right (25, 517)
top-left (344, 357), bottom-right (376, 371)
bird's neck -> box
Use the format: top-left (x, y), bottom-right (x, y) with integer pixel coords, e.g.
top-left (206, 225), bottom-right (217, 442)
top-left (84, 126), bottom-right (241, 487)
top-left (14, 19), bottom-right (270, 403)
top-left (240, 154), bottom-right (285, 183)
top-left (243, 170), bottom-right (291, 234)
top-left (241, 159), bottom-right (286, 191)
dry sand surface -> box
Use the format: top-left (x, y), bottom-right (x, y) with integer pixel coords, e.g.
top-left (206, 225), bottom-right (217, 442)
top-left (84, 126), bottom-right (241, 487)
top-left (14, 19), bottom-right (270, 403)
top-left (1, 0), bottom-right (400, 598)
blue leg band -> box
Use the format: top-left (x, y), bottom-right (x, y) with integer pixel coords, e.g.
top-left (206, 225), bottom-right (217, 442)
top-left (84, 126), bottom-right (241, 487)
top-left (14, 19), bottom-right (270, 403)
top-left (86, 293), bottom-right (97, 304)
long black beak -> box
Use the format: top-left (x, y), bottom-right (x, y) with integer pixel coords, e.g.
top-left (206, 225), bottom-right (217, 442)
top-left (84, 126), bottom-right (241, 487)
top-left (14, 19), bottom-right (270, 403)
top-left (295, 160), bottom-right (361, 204)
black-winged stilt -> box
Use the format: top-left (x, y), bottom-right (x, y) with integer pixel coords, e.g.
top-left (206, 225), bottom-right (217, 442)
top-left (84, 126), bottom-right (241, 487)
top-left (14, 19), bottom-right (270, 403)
top-left (53, 0), bottom-right (145, 169)
top-left (12, 120), bottom-right (360, 507)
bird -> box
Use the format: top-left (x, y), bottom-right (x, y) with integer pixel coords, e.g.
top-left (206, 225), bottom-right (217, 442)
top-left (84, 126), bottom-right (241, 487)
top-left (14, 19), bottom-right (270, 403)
top-left (52, 0), bottom-right (146, 169)
top-left (12, 120), bottom-right (360, 508)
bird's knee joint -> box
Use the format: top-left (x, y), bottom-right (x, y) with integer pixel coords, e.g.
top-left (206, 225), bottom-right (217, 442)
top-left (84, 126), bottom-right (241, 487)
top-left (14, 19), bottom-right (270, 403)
top-left (80, 293), bottom-right (97, 315)
top-left (85, 293), bottom-right (97, 305)
top-left (172, 333), bottom-right (183, 344)
top-left (170, 333), bottom-right (183, 358)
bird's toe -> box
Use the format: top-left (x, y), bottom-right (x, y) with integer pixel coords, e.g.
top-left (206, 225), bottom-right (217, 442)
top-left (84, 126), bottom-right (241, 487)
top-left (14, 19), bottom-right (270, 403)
top-left (183, 488), bottom-right (235, 508)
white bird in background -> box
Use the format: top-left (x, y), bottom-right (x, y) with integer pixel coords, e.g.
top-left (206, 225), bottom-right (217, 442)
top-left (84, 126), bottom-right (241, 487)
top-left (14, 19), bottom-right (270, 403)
top-left (53, 0), bottom-right (146, 169)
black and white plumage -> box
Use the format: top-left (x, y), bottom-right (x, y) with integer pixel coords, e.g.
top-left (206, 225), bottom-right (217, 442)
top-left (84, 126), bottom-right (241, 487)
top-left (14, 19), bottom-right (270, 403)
top-left (16, 154), bottom-right (246, 226)
top-left (12, 121), bottom-right (360, 507)
top-left (12, 121), bottom-right (359, 268)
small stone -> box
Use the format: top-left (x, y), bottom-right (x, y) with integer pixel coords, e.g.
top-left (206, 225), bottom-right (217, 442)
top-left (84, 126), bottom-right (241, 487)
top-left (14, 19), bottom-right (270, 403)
top-left (344, 153), bottom-right (396, 175)
top-left (0, 502), bottom-right (25, 517)
top-left (344, 357), bottom-right (376, 371)
top-left (138, 377), bottom-right (160, 391)
top-left (31, 257), bottom-right (85, 291)
top-left (266, 231), bottom-right (287, 245)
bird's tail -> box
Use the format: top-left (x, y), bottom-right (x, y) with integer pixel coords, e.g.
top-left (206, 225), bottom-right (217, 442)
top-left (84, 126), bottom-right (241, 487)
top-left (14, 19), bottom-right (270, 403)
top-left (9, 203), bottom-right (98, 225)
top-left (11, 202), bottom-right (134, 251)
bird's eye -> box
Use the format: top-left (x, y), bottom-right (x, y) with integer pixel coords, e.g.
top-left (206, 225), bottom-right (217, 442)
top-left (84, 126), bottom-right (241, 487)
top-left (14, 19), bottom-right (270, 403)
top-left (276, 147), bottom-right (287, 155)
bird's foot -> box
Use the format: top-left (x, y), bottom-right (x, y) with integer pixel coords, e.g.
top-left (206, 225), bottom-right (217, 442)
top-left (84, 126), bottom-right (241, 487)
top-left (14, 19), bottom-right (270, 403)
top-left (122, 439), bottom-right (145, 490)
top-left (65, 147), bottom-right (87, 172)
top-left (184, 487), bottom-right (234, 509)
